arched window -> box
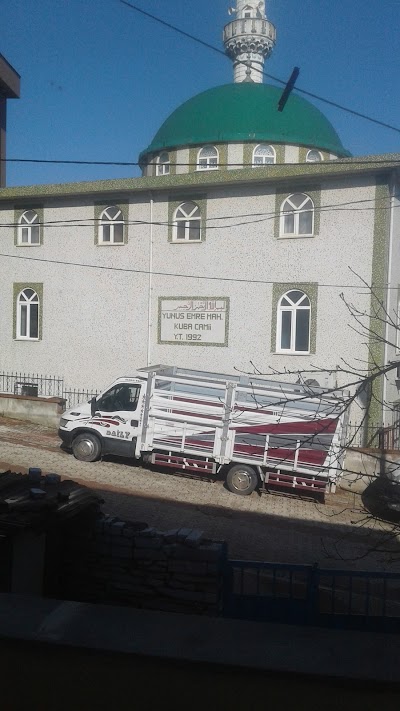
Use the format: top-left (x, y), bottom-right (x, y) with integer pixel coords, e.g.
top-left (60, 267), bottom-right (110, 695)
top-left (157, 152), bottom-right (170, 176)
top-left (18, 210), bottom-right (40, 245)
top-left (280, 193), bottom-right (314, 237)
top-left (277, 290), bottom-right (310, 353)
top-left (17, 288), bottom-right (39, 340)
top-left (173, 202), bottom-right (201, 242)
top-left (242, 5), bottom-right (254, 18)
top-left (306, 149), bottom-right (323, 163)
top-left (99, 206), bottom-right (124, 244)
top-left (253, 144), bottom-right (276, 166)
top-left (197, 145), bottom-right (218, 171)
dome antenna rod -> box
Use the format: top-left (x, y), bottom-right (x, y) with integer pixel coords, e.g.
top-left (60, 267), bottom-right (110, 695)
top-left (278, 67), bottom-right (300, 112)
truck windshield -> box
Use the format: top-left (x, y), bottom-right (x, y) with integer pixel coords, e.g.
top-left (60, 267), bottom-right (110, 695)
top-left (97, 384), bottom-right (141, 412)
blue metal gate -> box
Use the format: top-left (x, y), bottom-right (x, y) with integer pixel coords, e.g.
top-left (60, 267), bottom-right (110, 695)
top-left (223, 561), bottom-right (400, 632)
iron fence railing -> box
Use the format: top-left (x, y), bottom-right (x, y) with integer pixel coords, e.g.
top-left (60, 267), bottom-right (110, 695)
top-left (345, 421), bottom-right (400, 450)
top-left (1, 371), bottom-right (399, 449)
top-left (223, 560), bottom-right (400, 631)
top-left (62, 388), bottom-right (98, 409)
top-left (0, 371), bottom-right (64, 399)
top-left (0, 371), bottom-right (97, 410)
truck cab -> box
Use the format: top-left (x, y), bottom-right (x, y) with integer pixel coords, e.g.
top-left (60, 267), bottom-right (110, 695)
top-left (59, 378), bottom-right (145, 461)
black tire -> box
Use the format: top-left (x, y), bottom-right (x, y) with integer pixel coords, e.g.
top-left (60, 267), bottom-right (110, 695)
top-left (226, 464), bottom-right (258, 496)
top-left (72, 432), bottom-right (102, 462)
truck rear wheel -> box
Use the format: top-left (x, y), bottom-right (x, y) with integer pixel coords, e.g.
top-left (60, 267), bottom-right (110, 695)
top-left (226, 465), bottom-right (258, 496)
top-left (72, 432), bottom-right (101, 462)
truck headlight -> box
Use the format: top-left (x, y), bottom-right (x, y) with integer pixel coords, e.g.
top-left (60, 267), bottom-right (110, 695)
top-left (60, 418), bottom-right (70, 428)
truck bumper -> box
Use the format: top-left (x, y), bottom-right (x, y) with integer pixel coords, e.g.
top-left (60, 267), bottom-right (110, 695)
top-left (58, 428), bottom-right (74, 449)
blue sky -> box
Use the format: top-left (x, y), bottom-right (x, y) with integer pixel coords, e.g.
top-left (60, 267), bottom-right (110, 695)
top-left (2, 0), bottom-right (399, 186)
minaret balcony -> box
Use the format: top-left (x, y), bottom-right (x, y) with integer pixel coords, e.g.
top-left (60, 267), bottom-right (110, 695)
top-left (223, 17), bottom-right (276, 44)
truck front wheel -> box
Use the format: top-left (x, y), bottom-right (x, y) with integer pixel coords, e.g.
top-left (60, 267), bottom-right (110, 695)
top-left (72, 432), bottom-right (102, 462)
top-left (226, 465), bottom-right (258, 496)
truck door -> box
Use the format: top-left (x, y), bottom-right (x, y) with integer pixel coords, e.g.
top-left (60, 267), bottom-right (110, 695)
top-left (92, 382), bottom-right (143, 457)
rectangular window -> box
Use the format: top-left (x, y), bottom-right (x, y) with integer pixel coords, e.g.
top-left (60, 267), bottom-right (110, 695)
top-left (280, 311), bottom-right (291, 350)
top-left (31, 225), bottom-right (40, 244)
top-left (283, 213), bottom-right (294, 234)
top-left (20, 305), bottom-right (27, 337)
top-left (30, 304), bottom-right (39, 339)
top-left (176, 223), bottom-right (186, 240)
top-left (295, 310), bottom-right (310, 352)
top-left (157, 164), bottom-right (170, 176)
top-left (189, 223), bottom-right (201, 241)
top-left (299, 211), bottom-right (313, 235)
top-left (113, 223), bottom-right (124, 243)
top-left (102, 225), bottom-right (111, 242)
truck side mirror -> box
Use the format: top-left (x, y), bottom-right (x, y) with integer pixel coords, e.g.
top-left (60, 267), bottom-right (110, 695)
top-left (90, 396), bottom-right (97, 416)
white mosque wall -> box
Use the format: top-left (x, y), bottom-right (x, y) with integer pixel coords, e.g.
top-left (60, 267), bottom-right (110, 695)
top-left (0, 175), bottom-right (382, 402)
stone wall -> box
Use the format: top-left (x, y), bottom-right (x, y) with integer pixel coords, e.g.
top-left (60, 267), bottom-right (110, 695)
top-left (341, 448), bottom-right (400, 494)
top-left (0, 393), bottom-right (65, 428)
top-left (58, 515), bottom-right (227, 616)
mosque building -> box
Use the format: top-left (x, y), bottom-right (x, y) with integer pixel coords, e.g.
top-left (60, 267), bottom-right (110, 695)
top-left (0, 0), bottom-right (399, 429)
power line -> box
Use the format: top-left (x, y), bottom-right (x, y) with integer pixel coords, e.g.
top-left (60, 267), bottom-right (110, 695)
top-left (1, 156), bottom-right (400, 168)
top-left (0, 250), bottom-right (397, 290)
top-left (119, 1), bottom-right (400, 137)
top-left (0, 194), bottom-right (396, 232)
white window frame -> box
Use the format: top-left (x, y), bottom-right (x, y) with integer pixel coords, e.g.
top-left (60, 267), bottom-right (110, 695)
top-left (16, 288), bottom-right (40, 341)
top-left (306, 149), bottom-right (323, 163)
top-left (156, 152), bottom-right (170, 176)
top-left (172, 202), bottom-right (202, 242)
top-left (276, 290), bottom-right (311, 354)
top-left (197, 145), bottom-right (219, 171)
top-left (18, 210), bottom-right (40, 246)
top-left (252, 144), bottom-right (276, 166)
top-left (280, 193), bottom-right (314, 237)
top-left (99, 206), bottom-right (125, 245)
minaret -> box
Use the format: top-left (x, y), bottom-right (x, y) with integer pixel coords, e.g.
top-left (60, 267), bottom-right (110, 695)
top-left (223, 1), bottom-right (276, 83)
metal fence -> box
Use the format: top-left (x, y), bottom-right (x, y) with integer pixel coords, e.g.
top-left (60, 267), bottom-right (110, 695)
top-left (0, 372), bottom-right (97, 410)
top-left (223, 560), bottom-right (400, 632)
top-left (345, 421), bottom-right (400, 450)
top-left (1, 370), bottom-right (399, 449)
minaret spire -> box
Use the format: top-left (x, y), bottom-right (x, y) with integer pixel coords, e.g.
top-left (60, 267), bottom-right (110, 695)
top-left (223, 1), bottom-right (276, 83)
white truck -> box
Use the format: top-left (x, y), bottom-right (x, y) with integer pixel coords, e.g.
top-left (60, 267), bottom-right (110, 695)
top-left (58, 365), bottom-right (347, 497)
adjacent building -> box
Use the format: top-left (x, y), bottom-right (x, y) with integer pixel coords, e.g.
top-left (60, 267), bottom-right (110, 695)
top-left (0, 53), bottom-right (20, 188)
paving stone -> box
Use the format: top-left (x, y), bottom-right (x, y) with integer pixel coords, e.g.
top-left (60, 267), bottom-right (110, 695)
top-left (134, 537), bottom-right (163, 550)
top-left (176, 527), bottom-right (193, 541)
top-left (162, 528), bottom-right (180, 543)
top-left (110, 521), bottom-right (126, 535)
top-left (134, 549), bottom-right (167, 561)
top-left (1, 417), bottom-right (399, 572)
top-left (184, 529), bottom-right (204, 547)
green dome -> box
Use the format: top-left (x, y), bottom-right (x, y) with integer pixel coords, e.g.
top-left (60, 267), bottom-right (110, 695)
top-left (139, 83), bottom-right (350, 160)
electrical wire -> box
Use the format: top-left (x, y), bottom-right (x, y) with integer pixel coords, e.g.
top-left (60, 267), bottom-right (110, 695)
top-left (1, 156), bottom-right (400, 168)
top-left (0, 194), bottom-right (397, 232)
top-left (118, 1), bottom-right (400, 137)
top-left (0, 250), bottom-right (398, 290)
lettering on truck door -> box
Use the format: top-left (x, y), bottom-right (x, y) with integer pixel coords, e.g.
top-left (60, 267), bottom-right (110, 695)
top-left (92, 383), bottom-right (143, 457)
